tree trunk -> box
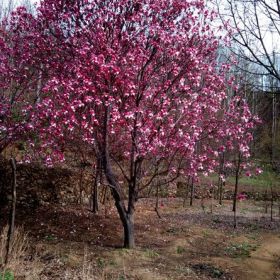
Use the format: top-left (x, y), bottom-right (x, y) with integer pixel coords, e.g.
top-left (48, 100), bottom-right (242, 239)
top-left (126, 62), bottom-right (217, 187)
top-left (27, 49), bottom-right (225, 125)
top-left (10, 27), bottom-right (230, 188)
top-left (217, 177), bottom-right (221, 203)
top-left (101, 150), bottom-right (136, 248)
top-left (270, 186), bottom-right (273, 222)
top-left (123, 213), bottom-right (135, 249)
top-left (218, 181), bottom-right (222, 205)
top-left (91, 162), bottom-right (100, 213)
top-left (106, 179), bottom-right (135, 248)
top-left (278, 198), bottom-right (280, 217)
top-left (219, 181), bottom-right (225, 206)
top-left (108, 183), bottom-right (135, 248)
top-left (155, 184), bottom-right (161, 218)
top-left (201, 196), bottom-right (205, 212)
top-left (210, 184), bottom-right (214, 214)
top-left (190, 177), bottom-right (194, 206)
top-left (218, 152), bottom-right (225, 205)
top-left (183, 176), bottom-right (190, 207)
top-left (4, 158), bottom-right (16, 267)
top-left (233, 153), bottom-right (241, 228)
top-left (78, 167), bottom-right (84, 204)
top-left (91, 180), bottom-right (99, 213)
top-left (264, 190), bottom-right (268, 214)
top-left (100, 106), bottom-right (136, 248)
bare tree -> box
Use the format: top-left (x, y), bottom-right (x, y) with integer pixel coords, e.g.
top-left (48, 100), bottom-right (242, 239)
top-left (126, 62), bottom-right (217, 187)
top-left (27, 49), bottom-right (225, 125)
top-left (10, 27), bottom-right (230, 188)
top-left (0, 0), bottom-right (16, 21)
top-left (0, 0), bottom-right (35, 21)
top-left (217, 0), bottom-right (280, 85)
top-left (216, 0), bottom-right (280, 169)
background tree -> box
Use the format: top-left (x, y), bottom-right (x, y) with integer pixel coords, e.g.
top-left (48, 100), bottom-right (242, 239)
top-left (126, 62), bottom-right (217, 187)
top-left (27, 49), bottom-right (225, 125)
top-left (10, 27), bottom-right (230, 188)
top-left (216, 0), bottom-right (280, 170)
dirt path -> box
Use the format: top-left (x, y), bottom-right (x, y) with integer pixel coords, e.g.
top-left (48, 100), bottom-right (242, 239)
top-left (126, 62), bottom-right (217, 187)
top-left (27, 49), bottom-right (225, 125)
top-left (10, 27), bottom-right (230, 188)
top-left (241, 234), bottom-right (280, 280)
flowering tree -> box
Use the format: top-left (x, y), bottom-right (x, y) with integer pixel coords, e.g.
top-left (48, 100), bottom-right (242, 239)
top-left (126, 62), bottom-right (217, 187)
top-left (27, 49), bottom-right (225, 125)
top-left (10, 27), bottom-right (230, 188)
top-left (0, 16), bottom-right (37, 155)
top-left (3, 0), bottom-right (258, 248)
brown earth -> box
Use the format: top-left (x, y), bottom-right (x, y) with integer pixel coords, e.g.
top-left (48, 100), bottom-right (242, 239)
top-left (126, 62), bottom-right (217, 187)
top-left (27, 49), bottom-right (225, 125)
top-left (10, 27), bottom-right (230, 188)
top-left (2, 198), bottom-right (280, 279)
top-left (243, 234), bottom-right (280, 280)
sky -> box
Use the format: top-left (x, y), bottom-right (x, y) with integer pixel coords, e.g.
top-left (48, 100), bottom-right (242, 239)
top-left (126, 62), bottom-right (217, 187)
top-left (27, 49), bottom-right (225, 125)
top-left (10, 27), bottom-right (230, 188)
top-left (215, 0), bottom-right (280, 54)
top-left (1, 0), bottom-right (38, 9)
top-left (0, 0), bottom-right (38, 18)
top-left (1, 0), bottom-right (278, 55)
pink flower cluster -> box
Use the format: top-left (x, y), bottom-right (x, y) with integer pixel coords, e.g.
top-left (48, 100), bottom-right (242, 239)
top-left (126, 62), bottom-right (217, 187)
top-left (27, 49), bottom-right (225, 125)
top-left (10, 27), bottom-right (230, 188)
top-left (237, 193), bottom-right (247, 201)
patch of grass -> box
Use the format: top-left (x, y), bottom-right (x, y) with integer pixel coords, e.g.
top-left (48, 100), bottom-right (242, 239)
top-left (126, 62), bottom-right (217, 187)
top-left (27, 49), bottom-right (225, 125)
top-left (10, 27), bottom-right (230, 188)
top-left (240, 208), bottom-right (249, 214)
top-left (248, 223), bottom-right (260, 231)
top-left (0, 270), bottom-right (14, 280)
top-left (117, 248), bottom-right (130, 256)
top-left (202, 229), bottom-right (211, 237)
top-left (202, 168), bottom-right (279, 190)
top-left (247, 233), bottom-right (259, 241)
top-left (192, 263), bottom-right (225, 278)
top-left (96, 257), bottom-right (106, 268)
top-left (59, 253), bottom-right (69, 264)
top-left (175, 265), bottom-right (193, 275)
top-left (225, 242), bottom-right (258, 258)
top-left (212, 268), bottom-right (224, 278)
top-left (227, 169), bottom-right (279, 189)
top-left (166, 227), bottom-right (176, 234)
top-left (166, 227), bottom-right (179, 234)
top-left (44, 234), bottom-right (56, 241)
top-left (143, 249), bottom-right (159, 258)
top-left (0, 226), bottom-right (42, 278)
top-left (108, 259), bottom-right (118, 266)
top-left (212, 218), bottom-right (221, 224)
top-left (176, 246), bottom-right (185, 254)
top-left (166, 226), bottom-right (186, 235)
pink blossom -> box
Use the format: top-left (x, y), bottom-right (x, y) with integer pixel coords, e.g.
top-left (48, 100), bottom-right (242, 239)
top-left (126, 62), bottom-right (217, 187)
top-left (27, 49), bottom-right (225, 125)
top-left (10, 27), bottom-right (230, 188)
top-left (245, 171), bottom-right (252, 177)
top-left (255, 167), bottom-right (263, 175)
top-left (237, 193), bottom-right (247, 201)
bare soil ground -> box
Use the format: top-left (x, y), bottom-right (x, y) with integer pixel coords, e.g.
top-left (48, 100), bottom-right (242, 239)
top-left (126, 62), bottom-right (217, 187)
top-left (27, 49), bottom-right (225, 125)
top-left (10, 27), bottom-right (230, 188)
top-left (2, 198), bottom-right (280, 279)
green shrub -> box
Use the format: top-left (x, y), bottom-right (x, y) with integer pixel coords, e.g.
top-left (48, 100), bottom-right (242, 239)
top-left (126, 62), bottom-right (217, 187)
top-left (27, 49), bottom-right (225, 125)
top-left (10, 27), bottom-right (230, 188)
top-left (0, 270), bottom-right (14, 280)
top-left (226, 242), bottom-right (258, 258)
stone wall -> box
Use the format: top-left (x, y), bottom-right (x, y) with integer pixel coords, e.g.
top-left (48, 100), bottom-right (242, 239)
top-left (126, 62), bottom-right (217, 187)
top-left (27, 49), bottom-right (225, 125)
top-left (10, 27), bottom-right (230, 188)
top-left (0, 157), bottom-right (93, 208)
